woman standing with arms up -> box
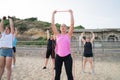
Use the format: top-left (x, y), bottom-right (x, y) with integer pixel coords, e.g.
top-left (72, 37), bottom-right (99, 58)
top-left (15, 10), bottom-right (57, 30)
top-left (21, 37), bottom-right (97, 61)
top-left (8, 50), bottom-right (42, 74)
top-left (51, 9), bottom-right (74, 80)
top-left (80, 32), bottom-right (95, 74)
top-left (0, 16), bottom-right (14, 80)
top-left (43, 30), bottom-right (56, 69)
top-left (12, 28), bottom-right (18, 68)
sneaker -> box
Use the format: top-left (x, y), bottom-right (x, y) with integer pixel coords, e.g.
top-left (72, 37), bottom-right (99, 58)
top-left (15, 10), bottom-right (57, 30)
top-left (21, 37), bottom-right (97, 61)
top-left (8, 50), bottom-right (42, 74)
top-left (81, 70), bottom-right (85, 75)
top-left (12, 65), bottom-right (15, 68)
top-left (43, 66), bottom-right (47, 69)
top-left (91, 70), bottom-right (95, 75)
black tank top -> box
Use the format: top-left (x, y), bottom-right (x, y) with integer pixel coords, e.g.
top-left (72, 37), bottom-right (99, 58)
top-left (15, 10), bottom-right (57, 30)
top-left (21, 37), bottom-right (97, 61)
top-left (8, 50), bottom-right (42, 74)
top-left (84, 42), bottom-right (93, 54)
top-left (47, 39), bottom-right (55, 50)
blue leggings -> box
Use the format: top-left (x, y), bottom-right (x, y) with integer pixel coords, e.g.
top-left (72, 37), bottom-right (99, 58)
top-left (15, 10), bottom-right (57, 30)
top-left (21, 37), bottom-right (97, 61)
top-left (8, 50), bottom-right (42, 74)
top-left (55, 54), bottom-right (73, 80)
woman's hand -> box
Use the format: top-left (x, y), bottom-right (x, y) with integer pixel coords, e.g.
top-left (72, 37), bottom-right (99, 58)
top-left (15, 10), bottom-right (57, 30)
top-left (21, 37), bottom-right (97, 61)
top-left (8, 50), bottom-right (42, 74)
top-left (3, 16), bottom-right (6, 20)
top-left (53, 10), bottom-right (57, 14)
top-left (68, 9), bottom-right (73, 13)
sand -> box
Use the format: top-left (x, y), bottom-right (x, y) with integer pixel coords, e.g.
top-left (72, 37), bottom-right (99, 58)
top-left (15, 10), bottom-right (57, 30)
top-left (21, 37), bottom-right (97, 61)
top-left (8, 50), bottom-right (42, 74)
top-left (1, 47), bottom-right (120, 80)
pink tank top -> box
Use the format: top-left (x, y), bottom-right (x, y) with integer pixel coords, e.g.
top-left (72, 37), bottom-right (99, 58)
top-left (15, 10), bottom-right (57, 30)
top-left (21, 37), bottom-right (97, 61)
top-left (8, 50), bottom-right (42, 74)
top-left (56, 34), bottom-right (71, 57)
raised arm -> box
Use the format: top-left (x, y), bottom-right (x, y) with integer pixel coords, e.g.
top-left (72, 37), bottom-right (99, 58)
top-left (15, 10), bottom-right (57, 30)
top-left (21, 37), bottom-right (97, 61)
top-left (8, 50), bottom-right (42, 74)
top-left (53, 34), bottom-right (56, 40)
top-left (80, 32), bottom-right (86, 44)
top-left (8, 16), bottom-right (14, 34)
top-left (14, 28), bottom-right (18, 37)
top-left (90, 32), bottom-right (95, 43)
top-left (0, 16), bottom-right (6, 33)
top-left (51, 10), bottom-right (59, 36)
top-left (68, 9), bottom-right (74, 37)
top-left (46, 30), bottom-right (50, 40)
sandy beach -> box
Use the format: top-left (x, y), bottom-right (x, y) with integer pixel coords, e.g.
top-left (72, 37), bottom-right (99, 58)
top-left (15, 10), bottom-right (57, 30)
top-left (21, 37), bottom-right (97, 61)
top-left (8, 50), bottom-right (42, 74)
top-left (2, 47), bottom-right (120, 80)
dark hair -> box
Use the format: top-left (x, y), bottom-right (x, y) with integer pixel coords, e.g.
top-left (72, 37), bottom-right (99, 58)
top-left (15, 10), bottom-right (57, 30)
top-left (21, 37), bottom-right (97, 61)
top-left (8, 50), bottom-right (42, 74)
top-left (58, 30), bottom-right (61, 33)
top-left (6, 26), bottom-right (10, 29)
top-left (86, 36), bottom-right (91, 40)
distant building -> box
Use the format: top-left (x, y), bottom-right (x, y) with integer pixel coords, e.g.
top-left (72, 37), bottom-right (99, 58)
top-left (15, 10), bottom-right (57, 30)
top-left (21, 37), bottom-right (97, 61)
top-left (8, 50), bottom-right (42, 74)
top-left (72, 28), bottom-right (120, 42)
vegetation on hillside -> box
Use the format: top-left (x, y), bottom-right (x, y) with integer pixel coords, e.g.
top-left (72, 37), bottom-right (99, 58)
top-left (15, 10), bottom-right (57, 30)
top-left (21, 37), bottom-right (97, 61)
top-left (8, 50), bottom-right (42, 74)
top-left (0, 17), bottom-right (85, 45)
top-left (0, 16), bottom-right (84, 33)
top-left (74, 25), bottom-right (84, 29)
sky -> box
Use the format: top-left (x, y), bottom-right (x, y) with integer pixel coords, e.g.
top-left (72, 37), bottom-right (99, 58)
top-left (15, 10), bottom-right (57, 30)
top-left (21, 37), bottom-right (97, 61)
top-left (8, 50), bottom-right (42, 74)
top-left (0, 0), bottom-right (120, 29)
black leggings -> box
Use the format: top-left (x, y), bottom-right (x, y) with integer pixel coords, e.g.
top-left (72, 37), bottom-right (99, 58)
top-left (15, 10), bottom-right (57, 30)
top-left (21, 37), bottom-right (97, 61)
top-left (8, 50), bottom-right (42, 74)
top-left (55, 54), bottom-right (73, 80)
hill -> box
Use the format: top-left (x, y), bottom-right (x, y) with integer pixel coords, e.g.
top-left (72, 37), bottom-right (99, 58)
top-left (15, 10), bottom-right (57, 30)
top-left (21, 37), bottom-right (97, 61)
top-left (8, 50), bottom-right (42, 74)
top-left (0, 17), bottom-right (84, 41)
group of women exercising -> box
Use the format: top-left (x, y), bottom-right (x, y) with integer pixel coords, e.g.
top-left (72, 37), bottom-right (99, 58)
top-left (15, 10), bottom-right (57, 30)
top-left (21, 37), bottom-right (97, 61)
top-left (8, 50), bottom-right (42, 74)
top-left (0, 10), bottom-right (95, 80)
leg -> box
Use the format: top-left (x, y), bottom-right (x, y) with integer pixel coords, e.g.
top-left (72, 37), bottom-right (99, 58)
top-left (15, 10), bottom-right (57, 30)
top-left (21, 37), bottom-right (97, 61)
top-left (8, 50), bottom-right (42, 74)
top-left (64, 55), bottom-right (73, 80)
top-left (52, 58), bottom-right (55, 69)
top-left (51, 50), bottom-right (55, 69)
top-left (44, 58), bottom-right (49, 68)
top-left (12, 47), bottom-right (16, 66)
top-left (55, 55), bottom-right (63, 80)
top-left (0, 56), bottom-right (6, 80)
top-left (51, 51), bottom-right (55, 80)
top-left (51, 58), bottom-right (55, 80)
top-left (6, 57), bottom-right (12, 80)
top-left (88, 57), bottom-right (94, 71)
top-left (43, 50), bottom-right (50, 69)
top-left (83, 57), bottom-right (87, 71)
top-left (12, 52), bottom-right (16, 65)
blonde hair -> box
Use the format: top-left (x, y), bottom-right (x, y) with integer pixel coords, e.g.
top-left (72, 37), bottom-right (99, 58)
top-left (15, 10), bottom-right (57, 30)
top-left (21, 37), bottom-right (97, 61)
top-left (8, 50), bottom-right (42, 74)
top-left (86, 36), bottom-right (91, 40)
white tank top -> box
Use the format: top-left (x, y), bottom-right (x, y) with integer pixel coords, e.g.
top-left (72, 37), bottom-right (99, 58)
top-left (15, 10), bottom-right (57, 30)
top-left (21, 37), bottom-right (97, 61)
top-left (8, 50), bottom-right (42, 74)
top-left (0, 32), bottom-right (13, 48)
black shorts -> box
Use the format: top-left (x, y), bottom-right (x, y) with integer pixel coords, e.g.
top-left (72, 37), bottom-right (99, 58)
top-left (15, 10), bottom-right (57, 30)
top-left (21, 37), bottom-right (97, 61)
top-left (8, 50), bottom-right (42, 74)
top-left (46, 49), bottom-right (55, 59)
top-left (12, 47), bottom-right (16, 53)
top-left (84, 53), bottom-right (93, 57)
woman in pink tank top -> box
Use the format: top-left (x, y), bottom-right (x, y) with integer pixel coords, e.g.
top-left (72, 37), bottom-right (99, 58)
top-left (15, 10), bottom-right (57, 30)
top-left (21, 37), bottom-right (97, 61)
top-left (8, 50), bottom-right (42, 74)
top-left (51, 9), bottom-right (74, 80)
